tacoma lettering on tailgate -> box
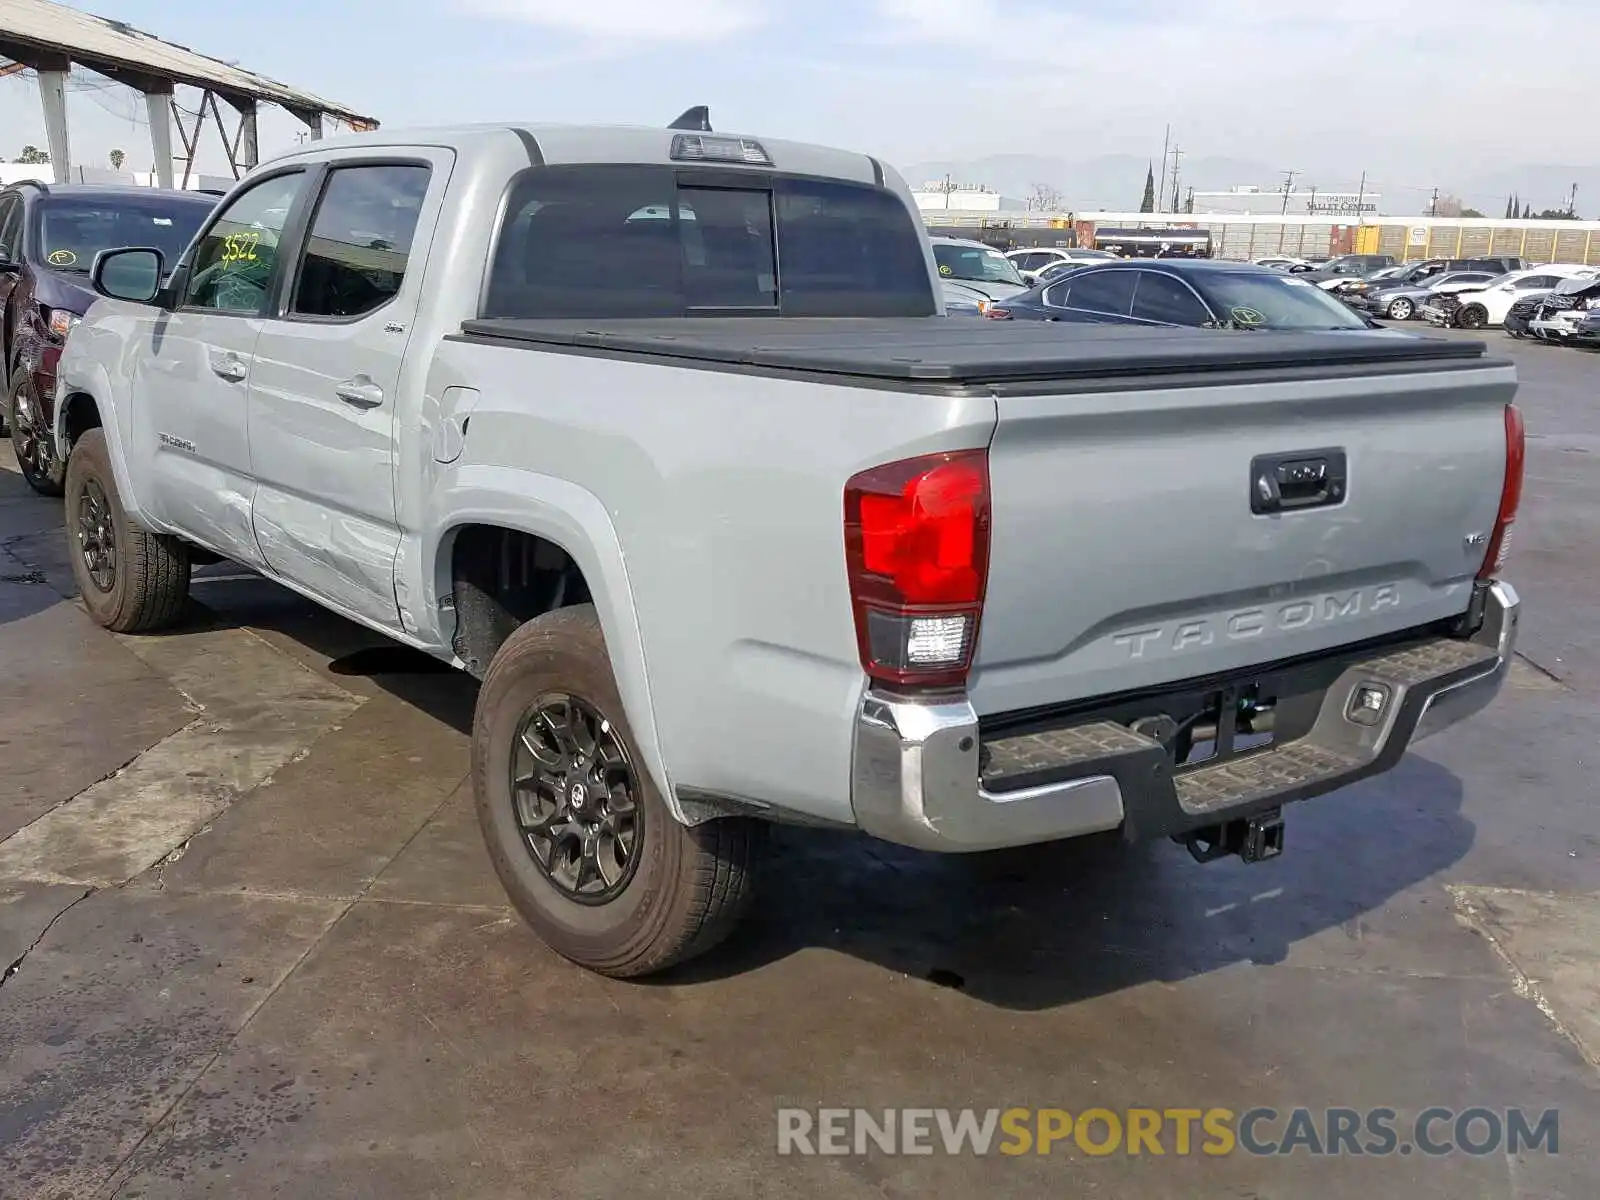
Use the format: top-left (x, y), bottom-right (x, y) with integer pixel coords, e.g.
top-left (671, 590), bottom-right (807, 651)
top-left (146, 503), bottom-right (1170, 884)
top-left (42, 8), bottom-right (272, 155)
top-left (1113, 585), bottom-right (1401, 660)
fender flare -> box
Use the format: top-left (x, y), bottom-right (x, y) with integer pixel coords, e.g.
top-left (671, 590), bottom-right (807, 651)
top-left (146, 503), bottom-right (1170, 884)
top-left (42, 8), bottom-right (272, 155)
top-left (53, 369), bottom-right (159, 527)
top-left (430, 466), bottom-right (680, 822)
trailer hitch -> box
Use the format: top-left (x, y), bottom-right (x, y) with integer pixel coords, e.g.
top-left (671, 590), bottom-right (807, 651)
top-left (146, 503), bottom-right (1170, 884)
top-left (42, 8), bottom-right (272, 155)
top-left (1181, 808), bottom-right (1285, 864)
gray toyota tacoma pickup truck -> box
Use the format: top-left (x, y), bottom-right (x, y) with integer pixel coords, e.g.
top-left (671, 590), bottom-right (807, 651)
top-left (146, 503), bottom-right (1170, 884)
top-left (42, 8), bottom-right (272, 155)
top-left (55, 116), bottom-right (1523, 978)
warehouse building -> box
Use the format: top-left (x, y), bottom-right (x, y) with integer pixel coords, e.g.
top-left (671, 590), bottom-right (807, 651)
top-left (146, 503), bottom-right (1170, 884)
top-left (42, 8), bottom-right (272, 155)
top-left (1188, 185), bottom-right (1382, 217)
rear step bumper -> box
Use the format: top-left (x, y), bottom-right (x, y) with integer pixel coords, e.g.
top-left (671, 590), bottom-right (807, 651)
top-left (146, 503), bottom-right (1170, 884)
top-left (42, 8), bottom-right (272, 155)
top-left (850, 581), bottom-right (1518, 853)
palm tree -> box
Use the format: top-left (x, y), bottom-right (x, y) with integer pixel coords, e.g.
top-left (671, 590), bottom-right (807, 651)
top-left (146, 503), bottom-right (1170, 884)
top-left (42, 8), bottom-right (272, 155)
top-left (109, 148), bottom-right (126, 170)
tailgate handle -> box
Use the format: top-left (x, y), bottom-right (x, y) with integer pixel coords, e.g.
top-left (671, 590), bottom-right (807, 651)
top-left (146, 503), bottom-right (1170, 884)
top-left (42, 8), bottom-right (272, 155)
top-left (1251, 449), bottom-right (1347, 515)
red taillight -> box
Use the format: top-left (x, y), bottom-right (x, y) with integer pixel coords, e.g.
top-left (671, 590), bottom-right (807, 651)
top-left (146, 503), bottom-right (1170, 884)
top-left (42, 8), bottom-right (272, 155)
top-left (844, 450), bottom-right (991, 691)
top-left (981, 302), bottom-right (1012, 319)
top-left (1478, 403), bottom-right (1525, 581)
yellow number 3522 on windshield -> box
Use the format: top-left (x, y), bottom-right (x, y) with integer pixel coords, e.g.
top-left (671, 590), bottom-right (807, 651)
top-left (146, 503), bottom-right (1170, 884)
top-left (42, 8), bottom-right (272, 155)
top-left (220, 232), bottom-right (260, 265)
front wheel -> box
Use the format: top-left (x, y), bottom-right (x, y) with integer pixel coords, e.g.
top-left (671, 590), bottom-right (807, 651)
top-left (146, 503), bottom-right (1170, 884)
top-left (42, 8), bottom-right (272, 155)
top-left (1386, 297), bottom-right (1414, 320)
top-left (1457, 304), bottom-right (1487, 330)
top-left (7, 369), bottom-right (65, 495)
top-left (64, 429), bottom-right (192, 632)
top-left (472, 605), bottom-right (764, 977)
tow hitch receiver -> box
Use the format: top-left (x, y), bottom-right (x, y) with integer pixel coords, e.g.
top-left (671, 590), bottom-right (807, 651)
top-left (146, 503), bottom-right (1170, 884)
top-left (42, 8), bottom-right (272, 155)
top-left (1182, 808), bottom-right (1285, 864)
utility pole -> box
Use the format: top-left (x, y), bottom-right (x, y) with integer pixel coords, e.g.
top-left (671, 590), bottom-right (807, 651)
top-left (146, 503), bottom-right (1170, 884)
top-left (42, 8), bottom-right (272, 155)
top-left (1157, 124), bottom-right (1171, 214)
top-left (1569, 181), bottom-right (1579, 218)
top-left (1169, 146), bottom-right (1183, 214)
top-left (1429, 186), bottom-right (1439, 216)
top-left (1279, 169), bottom-right (1299, 214)
top-left (1354, 170), bottom-right (1366, 221)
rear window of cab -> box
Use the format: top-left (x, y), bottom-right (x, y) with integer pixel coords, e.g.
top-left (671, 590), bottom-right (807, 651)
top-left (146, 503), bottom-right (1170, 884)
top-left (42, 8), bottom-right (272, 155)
top-left (482, 165), bottom-right (937, 319)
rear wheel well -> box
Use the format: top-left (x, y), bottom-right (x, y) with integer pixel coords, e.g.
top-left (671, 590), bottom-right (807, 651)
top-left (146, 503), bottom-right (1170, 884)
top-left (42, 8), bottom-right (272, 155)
top-left (61, 392), bottom-right (103, 449)
top-left (449, 524), bottom-right (592, 677)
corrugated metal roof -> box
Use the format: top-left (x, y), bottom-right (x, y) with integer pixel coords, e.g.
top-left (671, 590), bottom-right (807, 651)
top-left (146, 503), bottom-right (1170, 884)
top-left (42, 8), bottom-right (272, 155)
top-left (0, 0), bottom-right (375, 125)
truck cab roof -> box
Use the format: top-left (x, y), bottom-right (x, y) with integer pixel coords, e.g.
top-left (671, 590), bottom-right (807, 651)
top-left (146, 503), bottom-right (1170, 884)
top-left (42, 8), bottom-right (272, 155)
top-left (265, 123), bottom-right (886, 188)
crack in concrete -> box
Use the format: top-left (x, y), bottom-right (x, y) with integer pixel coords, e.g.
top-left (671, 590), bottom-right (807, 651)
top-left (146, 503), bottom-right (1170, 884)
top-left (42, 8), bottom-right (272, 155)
top-left (95, 779), bottom-right (467, 1199)
top-left (0, 886), bottom-right (93, 992)
top-left (1449, 884), bottom-right (1600, 1069)
top-left (1513, 650), bottom-right (1566, 685)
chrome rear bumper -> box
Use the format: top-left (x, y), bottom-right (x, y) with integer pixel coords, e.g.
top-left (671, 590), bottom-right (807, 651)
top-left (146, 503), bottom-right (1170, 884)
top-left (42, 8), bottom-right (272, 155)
top-left (850, 582), bottom-right (1519, 853)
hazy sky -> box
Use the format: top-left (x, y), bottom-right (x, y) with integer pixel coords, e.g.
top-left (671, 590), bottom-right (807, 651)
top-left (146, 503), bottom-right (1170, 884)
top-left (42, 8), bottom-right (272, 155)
top-left (0, 0), bottom-right (1586, 194)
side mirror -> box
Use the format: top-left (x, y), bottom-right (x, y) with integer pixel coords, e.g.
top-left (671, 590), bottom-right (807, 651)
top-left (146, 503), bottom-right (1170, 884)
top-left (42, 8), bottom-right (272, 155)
top-left (91, 247), bottom-right (165, 304)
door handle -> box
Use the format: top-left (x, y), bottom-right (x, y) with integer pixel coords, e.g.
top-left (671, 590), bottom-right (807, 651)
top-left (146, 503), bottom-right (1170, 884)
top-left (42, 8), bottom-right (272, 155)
top-left (334, 377), bottom-right (384, 410)
top-left (1250, 449), bottom-right (1348, 514)
top-left (209, 352), bottom-right (248, 382)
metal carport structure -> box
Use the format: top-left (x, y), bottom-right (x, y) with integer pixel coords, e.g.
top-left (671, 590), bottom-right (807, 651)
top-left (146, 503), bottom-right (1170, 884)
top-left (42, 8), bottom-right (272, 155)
top-left (0, 0), bottom-right (377, 187)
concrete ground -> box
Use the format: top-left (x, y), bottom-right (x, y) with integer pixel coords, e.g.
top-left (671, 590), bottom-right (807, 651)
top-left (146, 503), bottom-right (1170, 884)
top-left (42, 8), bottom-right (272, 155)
top-left (1, 330), bottom-right (1596, 1199)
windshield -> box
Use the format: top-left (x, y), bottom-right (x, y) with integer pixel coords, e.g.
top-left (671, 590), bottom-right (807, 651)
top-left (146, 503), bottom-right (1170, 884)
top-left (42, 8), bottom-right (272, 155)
top-left (933, 243), bottom-right (1025, 286)
top-left (1199, 272), bottom-right (1369, 330)
top-left (1364, 265), bottom-right (1405, 282)
top-left (35, 194), bottom-right (213, 274)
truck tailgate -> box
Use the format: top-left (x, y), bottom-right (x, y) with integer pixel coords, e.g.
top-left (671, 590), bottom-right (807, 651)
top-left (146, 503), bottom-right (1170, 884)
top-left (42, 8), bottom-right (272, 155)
top-left (971, 358), bottom-right (1517, 716)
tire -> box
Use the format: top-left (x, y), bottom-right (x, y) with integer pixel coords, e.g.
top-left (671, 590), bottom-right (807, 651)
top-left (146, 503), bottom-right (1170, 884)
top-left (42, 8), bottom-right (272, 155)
top-left (7, 368), bottom-right (65, 495)
top-left (64, 428), bottom-right (192, 632)
top-left (472, 605), bottom-right (764, 977)
top-left (1458, 304), bottom-right (1487, 330)
top-left (1386, 297), bottom-right (1414, 321)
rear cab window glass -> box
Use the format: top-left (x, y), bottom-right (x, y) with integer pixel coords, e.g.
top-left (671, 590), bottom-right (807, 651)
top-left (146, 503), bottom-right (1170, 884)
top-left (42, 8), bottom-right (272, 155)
top-left (483, 166), bottom-right (935, 319)
top-left (291, 163), bottom-right (431, 319)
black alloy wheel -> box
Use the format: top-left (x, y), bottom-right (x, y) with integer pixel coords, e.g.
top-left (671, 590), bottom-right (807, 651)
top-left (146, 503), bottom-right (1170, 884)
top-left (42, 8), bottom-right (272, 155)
top-left (509, 692), bottom-right (643, 903)
top-left (76, 475), bottom-right (117, 593)
top-left (8, 372), bottom-right (64, 495)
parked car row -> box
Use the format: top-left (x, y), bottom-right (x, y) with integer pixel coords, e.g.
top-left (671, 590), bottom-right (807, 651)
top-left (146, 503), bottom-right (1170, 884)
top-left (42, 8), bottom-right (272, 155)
top-left (975, 259), bottom-right (1384, 333)
top-left (1422, 269), bottom-right (1599, 331)
top-left (0, 180), bottom-right (218, 491)
top-left (1489, 276), bottom-right (1600, 345)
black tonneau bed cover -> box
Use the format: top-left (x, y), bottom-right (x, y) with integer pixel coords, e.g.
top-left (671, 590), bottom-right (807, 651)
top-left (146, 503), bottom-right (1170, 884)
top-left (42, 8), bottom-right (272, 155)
top-left (459, 318), bottom-right (1491, 386)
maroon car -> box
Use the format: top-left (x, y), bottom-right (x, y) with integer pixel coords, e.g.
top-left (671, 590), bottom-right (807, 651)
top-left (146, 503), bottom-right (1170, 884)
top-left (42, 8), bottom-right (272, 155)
top-left (0, 181), bottom-right (216, 493)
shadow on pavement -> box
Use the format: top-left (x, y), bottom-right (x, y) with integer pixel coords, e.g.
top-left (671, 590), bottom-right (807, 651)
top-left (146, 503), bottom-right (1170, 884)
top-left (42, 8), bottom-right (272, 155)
top-left (53, 559), bottom-right (1479, 1014)
top-left (667, 751), bottom-right (1474, 1010)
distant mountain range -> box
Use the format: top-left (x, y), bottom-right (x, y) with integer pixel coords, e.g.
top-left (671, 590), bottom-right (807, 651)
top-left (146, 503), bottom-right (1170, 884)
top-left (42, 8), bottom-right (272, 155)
top-left (898, 154), bottom-right (1600, 219)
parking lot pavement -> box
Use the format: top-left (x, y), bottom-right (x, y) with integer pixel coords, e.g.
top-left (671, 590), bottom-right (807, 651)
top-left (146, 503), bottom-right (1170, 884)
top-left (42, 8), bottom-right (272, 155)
top-left (2, 330), bottom-right (1597, 1198)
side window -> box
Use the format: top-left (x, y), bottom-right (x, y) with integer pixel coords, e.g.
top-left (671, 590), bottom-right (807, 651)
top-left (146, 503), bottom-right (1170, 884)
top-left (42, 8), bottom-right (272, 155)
top-left (1131, 272), bottom-right (1211, 325)
top-left (1519, 275), bottom-right (1558, 290)
top-left (184, 172), bottom-right (307, 315)
top-left (1066, 270), bottom-right (1137, 316)
top-left (291, 164), bottom-right (431, 319)
top-left (1042, 280), bottom-right (1072, 308)
top-left (0, 196), bottom-right (19, 261)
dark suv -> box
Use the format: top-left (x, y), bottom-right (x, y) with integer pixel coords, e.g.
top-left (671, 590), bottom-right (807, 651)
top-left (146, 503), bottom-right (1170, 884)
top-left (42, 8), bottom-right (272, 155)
top-left (0, 181), bottom-right (216, 493)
